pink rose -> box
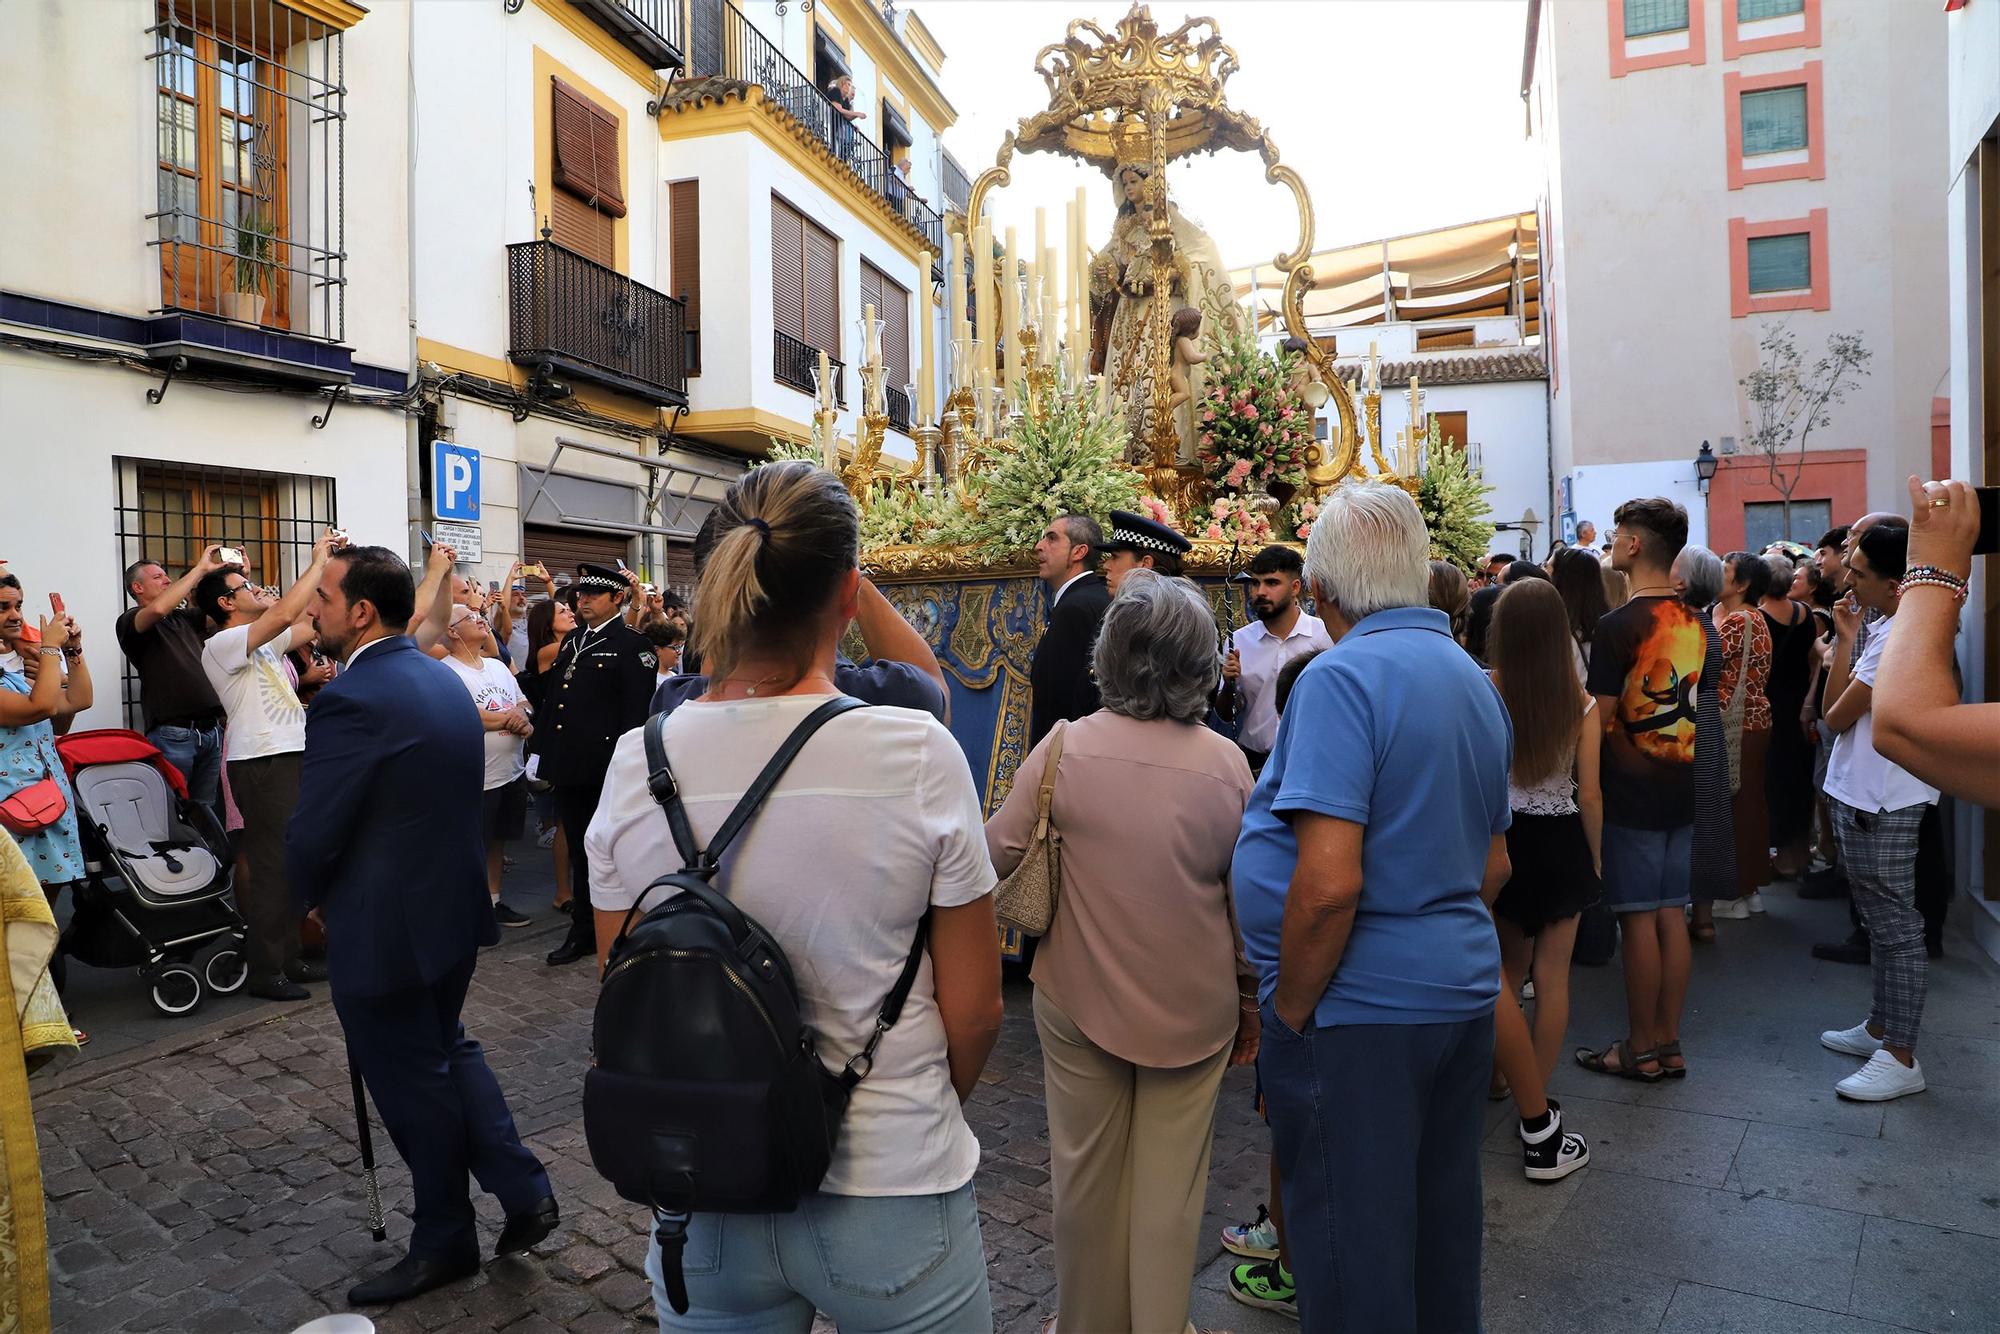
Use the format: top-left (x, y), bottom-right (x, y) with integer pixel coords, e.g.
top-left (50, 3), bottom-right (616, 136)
top-left (1201, 409), bottom-right (1216, 423)
top-left (1205, 524), bottom-right (1225, 541)
top-left (1297, 523), bottom-right (1312, 539)
top-left (1243, 405), bottom-right (1259, 421)
top-left (1260, 422), bottom-right (1273, 437)
top-left (1211, 499), bottom-right (1230, 518)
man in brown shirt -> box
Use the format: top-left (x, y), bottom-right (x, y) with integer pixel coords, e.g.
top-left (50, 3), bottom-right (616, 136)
top-left (115, 546), bottom-right (228, 816)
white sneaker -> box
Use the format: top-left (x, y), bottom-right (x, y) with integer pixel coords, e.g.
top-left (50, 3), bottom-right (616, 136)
top-left (1521, 979), bottom-right (1536, 1002)
top-left (1746, 891), bottom-right (1767, 914)
top-left (1820, 1022), bottom-right (1883, 1057)
top-left (1836, 1050), bottom-right (1925, 1102)
top-left (1712, 897), bottom-right (1753, 920)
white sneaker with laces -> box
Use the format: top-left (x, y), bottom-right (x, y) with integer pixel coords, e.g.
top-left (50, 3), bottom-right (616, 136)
top-left (1712, 897), bottom-right (1753, 920)
top-left (1746, 891), bottom-right (1767, 914)
top-left (1820, 1022), bottom-right (1883, 1057)
top-left (1836, 1050), bottom-right (1925, 1101)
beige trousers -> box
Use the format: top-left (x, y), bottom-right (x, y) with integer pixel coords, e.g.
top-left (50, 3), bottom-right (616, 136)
top-left (1035, 989), bottom-right (1231, 1334)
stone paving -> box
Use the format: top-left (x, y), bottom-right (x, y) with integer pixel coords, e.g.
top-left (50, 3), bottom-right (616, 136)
top-left (32, 866), bottom-right (2000, 1334)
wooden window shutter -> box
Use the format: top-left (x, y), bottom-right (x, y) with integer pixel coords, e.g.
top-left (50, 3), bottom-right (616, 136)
top-left (881, 273), bottom-right (911, 388)
top-left (803, 220), bottom-right (839, 356)
top-left (859, 262), bottom-right (882, 323)
top-left (669, 180), bottom-right (701, 332)
top-left (551, 79), bottom-right (626, 217)
top-left (771, 196), bottom-right (805, 340)
top-left (551, 190), bottom-right (614, 267)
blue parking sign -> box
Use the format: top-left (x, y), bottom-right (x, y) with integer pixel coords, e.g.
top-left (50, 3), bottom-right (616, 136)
top-left (432, 441), bottom-right (481, 522)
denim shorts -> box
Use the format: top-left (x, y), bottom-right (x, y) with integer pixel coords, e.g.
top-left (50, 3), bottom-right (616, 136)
top-left (644, 1182), bottom-right (991, 1333)
top-left (1600, 821), bottom-right (1694, 912)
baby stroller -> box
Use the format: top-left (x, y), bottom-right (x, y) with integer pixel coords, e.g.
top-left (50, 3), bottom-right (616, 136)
top-left (55, 729), bottom-right (247, 1017)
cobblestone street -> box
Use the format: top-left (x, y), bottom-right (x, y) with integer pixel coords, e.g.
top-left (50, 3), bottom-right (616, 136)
top-left (33, 863), bottom-right (2000, 1334)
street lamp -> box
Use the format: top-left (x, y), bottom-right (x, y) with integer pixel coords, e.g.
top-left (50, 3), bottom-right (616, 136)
top-left (1694, 440), bottom-right (1719, 495)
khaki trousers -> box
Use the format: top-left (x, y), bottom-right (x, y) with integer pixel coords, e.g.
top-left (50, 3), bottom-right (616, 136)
top-left (1035, 988), bottom-right (1230, 1334)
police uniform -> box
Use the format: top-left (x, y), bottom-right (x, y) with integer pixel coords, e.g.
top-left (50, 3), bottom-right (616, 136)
top-left (539, 564), bottom-right (658, 964)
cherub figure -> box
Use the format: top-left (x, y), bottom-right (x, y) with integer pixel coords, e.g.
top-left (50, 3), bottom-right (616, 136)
top-left (1167, 306), bottom-right (1208, 411)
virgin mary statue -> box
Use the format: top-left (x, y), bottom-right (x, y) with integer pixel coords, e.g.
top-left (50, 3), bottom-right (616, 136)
top-left (1088, 161), bottom-right (1237, 465)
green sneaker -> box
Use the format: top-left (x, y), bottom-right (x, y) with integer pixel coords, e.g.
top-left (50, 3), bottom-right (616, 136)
top-left (1227, 1258), bottom-right (1297, 1320)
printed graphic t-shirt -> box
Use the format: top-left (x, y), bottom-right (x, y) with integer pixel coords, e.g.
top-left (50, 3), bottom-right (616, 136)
top-left (200, 624), bottom-right (306, 760)
top-left (443, 654), bottom-right (529, 790)
top-left (1586, 595), bottom-right (1704, 830)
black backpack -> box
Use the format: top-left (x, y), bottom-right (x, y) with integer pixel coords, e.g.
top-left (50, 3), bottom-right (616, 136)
top-left (581, 696), bottom-right (929, 1314)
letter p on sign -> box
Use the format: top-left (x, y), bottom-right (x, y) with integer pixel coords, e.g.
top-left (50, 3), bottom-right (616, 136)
top-left (432, 441), bottom-right (481, 522)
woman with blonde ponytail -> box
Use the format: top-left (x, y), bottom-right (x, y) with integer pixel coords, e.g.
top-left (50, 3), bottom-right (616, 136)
top-left (585, 462), bottom-right (1005, 1331)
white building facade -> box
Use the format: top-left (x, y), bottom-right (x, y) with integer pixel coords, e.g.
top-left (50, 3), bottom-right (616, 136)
top-left (1525, 0), bottom-right (1948, 552)
top-left (0, 0), bottom-right (413, 731)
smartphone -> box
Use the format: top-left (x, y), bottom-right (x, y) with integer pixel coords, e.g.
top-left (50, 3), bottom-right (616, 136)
top-left (218, 546), bottom-right (246, 567)
top-left (49, 593), bottom-right (64, 617)
top-left (489, 580), bottom-right (502, 594)
top-left (420, 529), bottom-right (434, 548)
top-left (1975, 485), bottom-right (1999, 557)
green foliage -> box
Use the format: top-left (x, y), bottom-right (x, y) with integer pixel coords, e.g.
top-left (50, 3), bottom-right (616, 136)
top-left (1417, 424), bottom-right (1496, 575)
top-left (1740, 325), bottom-right (1871, 526)
top-left (754, 438), bottom-right (823, 468)
top-left (948, 375), bottom-right (1142, 560)
top-left (233, 214), bottom-right (277, 296)
top-left (858, 481), bottom-right (975, 550)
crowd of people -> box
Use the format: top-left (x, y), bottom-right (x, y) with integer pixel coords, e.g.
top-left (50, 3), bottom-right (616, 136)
top-left (3, 458), bottom-right (1993, 1330)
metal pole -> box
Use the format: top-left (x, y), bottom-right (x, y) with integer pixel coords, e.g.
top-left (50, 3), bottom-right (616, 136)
top-left (348, 1049), bottom-right (386, 1241)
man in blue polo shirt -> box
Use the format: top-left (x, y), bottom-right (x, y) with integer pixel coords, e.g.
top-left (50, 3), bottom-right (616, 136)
top-left (1232, 482), bottom-right (1513, 1334)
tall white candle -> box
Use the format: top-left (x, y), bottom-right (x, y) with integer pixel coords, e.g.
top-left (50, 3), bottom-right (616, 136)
top-left (1041, 246), bottom-right (1058, 368)
top-left (917, 250), bottom-right (934, 423)
top-left (1001, 227), bottom-right (1021, 407)
top-left (946, 232), bottom-right (965, 392)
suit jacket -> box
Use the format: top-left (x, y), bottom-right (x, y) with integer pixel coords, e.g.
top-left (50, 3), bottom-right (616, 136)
top-left (536, 617), bottom-right (659, 788)
top-left (286, 635), bottom-right (497, 998)
top-left (1029, 572), bottom-right (1111, 745)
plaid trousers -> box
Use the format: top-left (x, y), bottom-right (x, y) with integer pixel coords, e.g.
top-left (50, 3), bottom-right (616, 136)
top-left (1829, 799), bottom-right (1929, 1049)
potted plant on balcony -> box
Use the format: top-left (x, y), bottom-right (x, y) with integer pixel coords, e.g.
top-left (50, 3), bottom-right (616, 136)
top-left (226, 213), bottom-right (277, 324)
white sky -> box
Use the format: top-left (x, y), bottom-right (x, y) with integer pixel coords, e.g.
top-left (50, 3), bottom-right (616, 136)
top-left (912, 0), bottom-right (1538, 270)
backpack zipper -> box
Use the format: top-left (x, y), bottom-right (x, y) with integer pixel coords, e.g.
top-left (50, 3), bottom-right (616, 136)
top-left (603, 947), bottom-right (786, 1054)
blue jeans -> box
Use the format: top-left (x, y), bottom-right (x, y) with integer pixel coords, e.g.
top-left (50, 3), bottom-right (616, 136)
top-left (147, 720), bottom-right (223, 816)
top-left (1260, 1005), bottom-right (1493, 1333)
top-left (644, 1182), bottom-right (992, 1333)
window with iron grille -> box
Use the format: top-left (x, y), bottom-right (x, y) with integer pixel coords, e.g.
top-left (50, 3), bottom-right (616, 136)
top-left (1624, 0), bottom-right (1690, 38)
top-left (1744, 499), bottom-right (1830, 552)
top-left (150, 0), bottom-right (346, 342)
top-left (112, 457), bottom-right (338, 728)
top-left (1738, 0), bottom-right (1804, 20)
top-left (1741, 86), bottom-right (1808, 156)
top-left (1747, 232), bottom-right (1811, 292)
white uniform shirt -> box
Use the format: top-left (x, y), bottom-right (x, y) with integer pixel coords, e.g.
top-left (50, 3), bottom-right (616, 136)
top-left (587, 695), bottom-right (995, 1197)
top-left (1229, 611), bottom-right (1335, 753)
top-left (1825, 613), bottom-right (1940, 814)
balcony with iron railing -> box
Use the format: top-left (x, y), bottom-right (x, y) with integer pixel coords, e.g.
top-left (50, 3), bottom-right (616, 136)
top-left (507, 239), bottom-right (689, 407)
top-left (686, 1), bottom-right (943, 252)
top-left (773, 329), bottom-right (845, 407)
top-left (941, 152), bottom-right (973, 217)
top-left (574, 0), bottom-right (683, 71)
top-left (886, 385), bottom-right (912, 434)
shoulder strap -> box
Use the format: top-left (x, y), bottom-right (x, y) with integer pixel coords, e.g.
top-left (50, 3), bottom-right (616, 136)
top-left (1034, 721), bottom-right (1068, 827)
top-left (837, 911), bottom-right (931, 1091)
top-left (643, 696), bottom-right (868, 876)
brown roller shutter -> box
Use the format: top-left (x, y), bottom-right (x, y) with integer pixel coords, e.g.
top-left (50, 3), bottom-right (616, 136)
top-left (552, 79), bottom-right (626, 217)
top-left (803, 222), bottom-right (838, 355)
top-left (880, 271), bottom-right (910, 389)
top-left (551, 189), bottom-right (614, 268)
top-left (669, 179), bottom-right (701, 372)
top-left (859, 262), bottom-right (882, 324)
top-left (524, 525), bottom-right (633, 593)
top-left (771, 196), bottom-right (805, 340)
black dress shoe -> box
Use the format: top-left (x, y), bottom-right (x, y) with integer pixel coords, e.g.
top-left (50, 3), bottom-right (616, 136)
top-left (495, 1195), bottom-right (560, 1257)
top-left (284, 959), bottom-right (329, 983)
top-left (246, 975), bottom-right (311, 1001)
top-left (1798, 871), bottom-right (1849, 900)
top-left (1811, 934), bottom-right (1871, 965)
top-left (346, 1250), bottom-right (480, 1306)
top-left (545, 937), bottom-right (594, 967)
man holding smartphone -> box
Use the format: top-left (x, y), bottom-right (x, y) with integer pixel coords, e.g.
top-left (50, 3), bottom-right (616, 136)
top-left (117, 545), bottom-right (231, 816)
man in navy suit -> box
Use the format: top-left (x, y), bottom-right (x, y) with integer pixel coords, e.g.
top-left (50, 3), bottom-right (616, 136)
top-left (287, 544), bottom-right (557, 1307)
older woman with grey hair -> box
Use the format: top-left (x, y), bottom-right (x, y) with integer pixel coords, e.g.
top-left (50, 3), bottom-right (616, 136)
top-left (1673, 545), bottom-right (1737, 940)
top-left (986, 569), bottom-right (1255, 1334)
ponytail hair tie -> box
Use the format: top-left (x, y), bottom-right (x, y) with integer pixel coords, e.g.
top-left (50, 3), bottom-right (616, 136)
top-left (747, 517), bottom-right (771, 538)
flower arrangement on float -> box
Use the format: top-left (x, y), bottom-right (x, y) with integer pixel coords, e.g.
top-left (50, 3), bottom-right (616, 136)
top-left (1192, 330), bottom-right (1316, 506)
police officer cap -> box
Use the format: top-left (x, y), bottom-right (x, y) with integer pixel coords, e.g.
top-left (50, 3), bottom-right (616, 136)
top-left (575, 563), bottom-right (629, 592)
top-left (1094, 509), bottom-right (1192, 557)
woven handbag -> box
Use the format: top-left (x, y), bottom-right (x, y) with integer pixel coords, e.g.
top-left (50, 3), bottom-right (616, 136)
top-left (992, 722), bottom-right (1068, 936)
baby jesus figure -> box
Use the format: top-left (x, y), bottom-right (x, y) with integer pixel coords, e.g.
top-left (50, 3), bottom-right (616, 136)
top-left (1167, 306), bottom-right (1208, 412)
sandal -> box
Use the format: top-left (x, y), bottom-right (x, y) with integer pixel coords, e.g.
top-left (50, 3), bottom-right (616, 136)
top-left (1574, 1038), bottom-right (1664, 1083)
top-left (1489, 1081), bottom-right (1512, 1102)
top-left (1689, 920), bottom-right (1716, 943)
top-left (1657, 1040), bottom-right (1688, 1078)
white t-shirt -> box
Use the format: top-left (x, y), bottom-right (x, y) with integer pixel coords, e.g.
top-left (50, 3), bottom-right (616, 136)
top-left (587, 695), bottom-right (995, 1197)
top-left (200, 624), bottom-right (305, 759)
top-left (444, 655), bottom-right (528, 790)
top-left (1825, 613), bottom-right (1940, 814)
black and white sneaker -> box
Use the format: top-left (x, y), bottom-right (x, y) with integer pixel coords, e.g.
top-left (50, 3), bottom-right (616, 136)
top-left (494, 902), bottom-right (533, 929)
top-left (1521, 1099), bottom-right (1589, 1182)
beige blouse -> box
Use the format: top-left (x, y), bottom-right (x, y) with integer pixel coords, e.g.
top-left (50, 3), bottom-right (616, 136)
top-left (986, 711), bottom-right (1254, 1068)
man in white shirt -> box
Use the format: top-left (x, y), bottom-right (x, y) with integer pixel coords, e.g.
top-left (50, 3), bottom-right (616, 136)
top-left (1217, 545), bottom-right (1333, 774)
top-left (1816, 523), bottom-right (1937, 1103)
top-left (443, 607), bottom-right (534, 929)
top-left (196, 531), bottom-right (344, 1001)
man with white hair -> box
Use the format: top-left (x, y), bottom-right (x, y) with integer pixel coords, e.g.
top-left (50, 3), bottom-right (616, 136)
top-left (1231, 482), bottom-right (1513, 1332)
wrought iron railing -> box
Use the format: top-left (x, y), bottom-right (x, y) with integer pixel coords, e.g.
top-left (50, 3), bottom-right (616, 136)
top-left (886, 386), bottom-right (913, 433)
top-left (691, 1), bottom-right (940, 245)
top-left (774, 329), bottom-right (845, 406)
top-left (573, 0), bottom-right (683, 70)
top-left (941, 152), bottom-right (974, 216)
top-left (507, 240), bottom-right (688, 406)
